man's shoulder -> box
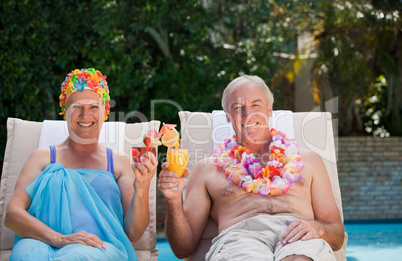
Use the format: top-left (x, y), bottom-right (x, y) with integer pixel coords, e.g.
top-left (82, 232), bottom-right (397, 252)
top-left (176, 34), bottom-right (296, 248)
top-left (299, 147), bottom-right (327, 176)
top-left (190, 155), bottom-right (220, 180)
top-left (194, 155), bottom-right (217, 169)
top-left (300, 147), bottom-right (322, 162)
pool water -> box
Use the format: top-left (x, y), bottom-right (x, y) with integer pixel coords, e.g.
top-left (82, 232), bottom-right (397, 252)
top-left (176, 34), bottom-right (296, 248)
top-left (156, 223), bottom-right (402, 261)
top-left (156, 238), bottom-right (182, 261)
top-left (345, 223), bottom-right (402, 261)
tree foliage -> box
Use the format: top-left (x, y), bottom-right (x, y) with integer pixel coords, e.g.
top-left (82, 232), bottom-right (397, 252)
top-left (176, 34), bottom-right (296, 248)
top-left (309, 0), bottom-right (401, 135)
top-left (1, 0), bottom-right (401, 174)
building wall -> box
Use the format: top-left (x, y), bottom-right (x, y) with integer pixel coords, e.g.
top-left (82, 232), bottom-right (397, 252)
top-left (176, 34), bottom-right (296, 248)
top-left (156, 137), bottom-right (402, 234)
top-left (338, 136), bottom-right (402, 220)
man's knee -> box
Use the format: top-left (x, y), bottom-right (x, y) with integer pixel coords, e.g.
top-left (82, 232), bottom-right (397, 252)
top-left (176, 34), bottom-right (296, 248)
top-left (281, 255), bottom-right (312, 261)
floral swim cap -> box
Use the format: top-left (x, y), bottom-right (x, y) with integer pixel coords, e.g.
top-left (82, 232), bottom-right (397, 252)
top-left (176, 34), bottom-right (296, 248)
top-left (59, 68), bottom-right (111, 120)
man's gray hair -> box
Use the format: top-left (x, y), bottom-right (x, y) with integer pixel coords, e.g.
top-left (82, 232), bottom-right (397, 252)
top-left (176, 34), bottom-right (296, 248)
top-left (221, 75), bottom-right (274, 111)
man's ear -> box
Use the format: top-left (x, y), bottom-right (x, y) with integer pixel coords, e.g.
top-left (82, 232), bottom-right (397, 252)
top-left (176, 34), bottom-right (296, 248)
top-left (224, 110), bottom-right (231, 123)
top-left (267, 105), bottom-right (273, 117)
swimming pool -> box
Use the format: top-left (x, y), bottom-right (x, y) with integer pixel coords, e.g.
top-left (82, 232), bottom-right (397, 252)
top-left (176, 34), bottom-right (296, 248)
top-left (345, 222), bottom-right (402, 261)
top-left (156, 238), bottom-right (182, 261)
top-left (156, 222), bottom-right (402, 261)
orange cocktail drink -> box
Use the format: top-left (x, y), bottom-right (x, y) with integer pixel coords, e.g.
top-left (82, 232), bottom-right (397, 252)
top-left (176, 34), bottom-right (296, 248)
top-left (166, 148), bottom-right (188, 177)
top-left (160, 124), bottom-right (188, 191)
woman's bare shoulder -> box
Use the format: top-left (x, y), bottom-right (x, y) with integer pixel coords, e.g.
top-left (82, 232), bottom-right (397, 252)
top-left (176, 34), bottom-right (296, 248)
top-left (16, 147), bottom-right (52, 184)
top-left (28, 147), bottom-right (52, 164)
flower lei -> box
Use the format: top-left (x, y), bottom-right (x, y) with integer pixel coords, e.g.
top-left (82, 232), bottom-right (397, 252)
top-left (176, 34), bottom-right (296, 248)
top-left (214, 129), bottom-right (303, 196)
top-left (59, 68), bottom-right (111, 120)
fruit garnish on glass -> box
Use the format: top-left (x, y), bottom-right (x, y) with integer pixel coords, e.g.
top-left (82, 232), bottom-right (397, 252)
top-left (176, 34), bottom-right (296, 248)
top-left (159, 124), bottom-right (189, 190)
top-left (131, 129), bottom-right (161, 163)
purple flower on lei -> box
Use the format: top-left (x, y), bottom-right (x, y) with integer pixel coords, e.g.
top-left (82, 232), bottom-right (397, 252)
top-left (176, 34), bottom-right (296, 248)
top-left (257, 178), bottom-right (271, 196)
top-left (284, 141), bottom-right (299, 157)
top-left (248, 162), bottom-right (262, 178)
top-left (241, 153), bottom-right (258, 172)
top-left (241, 175), bottom-right (253, 190)
top-left (282, 170), bottom-right (302, 184)
top-left (224, 137), bottom-right (237, 150)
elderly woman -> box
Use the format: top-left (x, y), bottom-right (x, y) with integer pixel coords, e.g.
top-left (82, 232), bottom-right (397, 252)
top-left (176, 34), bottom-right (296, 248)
top-left (4, 68), bottom-right (156, 260)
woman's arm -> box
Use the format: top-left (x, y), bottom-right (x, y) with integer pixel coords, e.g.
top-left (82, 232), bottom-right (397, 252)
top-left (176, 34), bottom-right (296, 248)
top-left (5, 148), bottom-right (58, 243)
top-left (4, 147), bottom-right (106, 249)
top-left (116, 151), bottom-right (157, 242)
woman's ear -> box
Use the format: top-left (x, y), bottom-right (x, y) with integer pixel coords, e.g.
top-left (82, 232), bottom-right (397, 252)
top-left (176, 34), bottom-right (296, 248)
top-left (100, 107), bottom-right (107, 121)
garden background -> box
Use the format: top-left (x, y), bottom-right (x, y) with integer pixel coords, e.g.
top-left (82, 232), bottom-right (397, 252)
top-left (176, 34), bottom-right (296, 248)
top-left (1, 0), bottom-right (401, 232)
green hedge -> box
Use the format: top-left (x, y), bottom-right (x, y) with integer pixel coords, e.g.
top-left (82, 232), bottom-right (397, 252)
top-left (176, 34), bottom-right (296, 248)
top-left (1, 0), bottom-right (401, 176)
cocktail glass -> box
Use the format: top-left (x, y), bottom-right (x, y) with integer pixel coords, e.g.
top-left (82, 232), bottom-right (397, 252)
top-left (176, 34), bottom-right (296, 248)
top-left (166, 147), bottom-right (189, 191)
top-left (132, 146), bottom-right (156, 164)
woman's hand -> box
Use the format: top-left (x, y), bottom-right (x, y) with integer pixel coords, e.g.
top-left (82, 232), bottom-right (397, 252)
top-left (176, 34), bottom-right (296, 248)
top-left (54, 231), bottom-right (106, 249)
top-left (132, 152), bottom-right (158, 189)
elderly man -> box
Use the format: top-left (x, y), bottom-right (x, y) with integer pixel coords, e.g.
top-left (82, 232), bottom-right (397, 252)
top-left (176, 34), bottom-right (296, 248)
top-left (158, 75), bottom-right (344, 261)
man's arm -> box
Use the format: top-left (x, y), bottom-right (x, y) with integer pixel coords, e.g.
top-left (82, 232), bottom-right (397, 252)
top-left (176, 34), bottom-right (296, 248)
top-left (158, 159), bottom-right (212, 259)
top-left (282, 150), bottom-right (345, 250)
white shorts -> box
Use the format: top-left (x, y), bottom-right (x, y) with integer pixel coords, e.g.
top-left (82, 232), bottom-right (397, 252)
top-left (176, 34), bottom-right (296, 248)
top-left (205, 215), bottom-right (335, 261)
